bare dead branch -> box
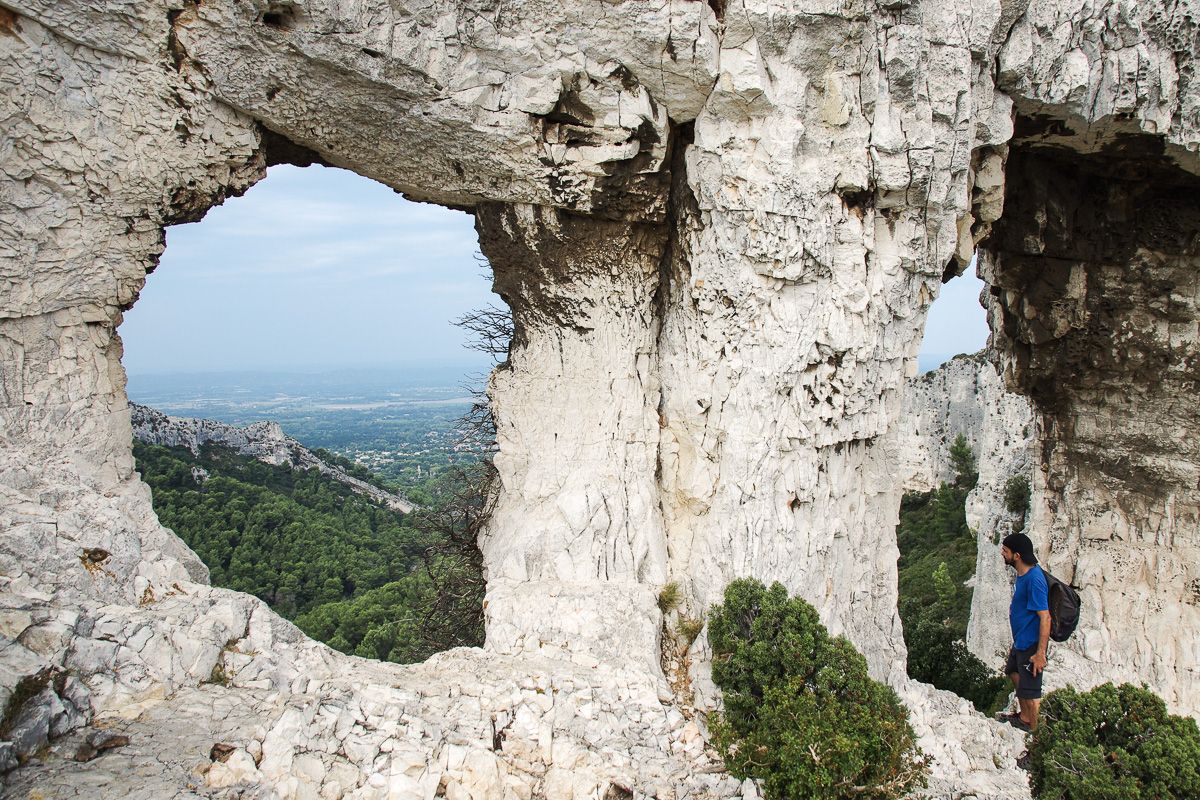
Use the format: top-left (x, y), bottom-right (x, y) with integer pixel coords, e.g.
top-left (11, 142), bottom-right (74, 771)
top-left (454, 304), bottom-right (513, 363)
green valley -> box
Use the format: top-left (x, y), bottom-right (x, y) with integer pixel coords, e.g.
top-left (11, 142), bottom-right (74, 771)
top-left (134, 440), bottom-right (484, 663)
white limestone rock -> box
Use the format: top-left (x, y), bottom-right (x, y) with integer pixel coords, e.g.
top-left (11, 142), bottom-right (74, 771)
top-left (3, 0), bottom-right (1199, 796)
top-left (897, 352), bottom-right (1032, 495)
top-left (0, 742), bottom-right (16, 775)
top-left (6, 687), bottom-right (57, 760)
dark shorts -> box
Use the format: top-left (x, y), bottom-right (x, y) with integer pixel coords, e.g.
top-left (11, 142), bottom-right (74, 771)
top-left (1005, 645), bottom-right (1043, 700)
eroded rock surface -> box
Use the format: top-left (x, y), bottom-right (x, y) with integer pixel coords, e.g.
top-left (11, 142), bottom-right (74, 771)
top-left (3, 0), bottom-right (1199, 796)
top-left (983, 119), bottom-right (1200, 715)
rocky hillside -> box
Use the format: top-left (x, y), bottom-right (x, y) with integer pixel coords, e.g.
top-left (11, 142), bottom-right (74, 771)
top-left (130, 404), bottom-right (414, 514)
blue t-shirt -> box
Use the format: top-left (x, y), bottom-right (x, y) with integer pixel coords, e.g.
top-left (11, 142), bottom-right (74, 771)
top-left (1010, 564), bottom-right (1049, 651)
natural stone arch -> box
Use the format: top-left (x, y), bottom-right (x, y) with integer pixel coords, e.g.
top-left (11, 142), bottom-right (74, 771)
top-left (1, 3), bottom-right (730, 794)
top-left (4, 0), bottom-right (1200, 796)
top-left (976, 107), bottom-right (1200, 714)
top-left (171, 0), bottom-right (706, 679)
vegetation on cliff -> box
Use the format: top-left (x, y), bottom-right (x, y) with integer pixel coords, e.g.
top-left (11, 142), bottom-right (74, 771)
top-left (709, 578), bottom-right (929, 800)
top-left (1028, 683), bottom-right (1200, 799)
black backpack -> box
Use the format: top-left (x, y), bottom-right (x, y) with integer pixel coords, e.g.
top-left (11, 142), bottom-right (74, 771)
top-left (1043, 569), bottom-right (1082, 642)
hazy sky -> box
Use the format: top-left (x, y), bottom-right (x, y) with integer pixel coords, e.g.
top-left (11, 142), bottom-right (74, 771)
top-left (119, 165), bottom-right (989, 375)
top-left (922, 261), bottom-right (990, 363)
top-left (121, 165), bottom-right (496, 375)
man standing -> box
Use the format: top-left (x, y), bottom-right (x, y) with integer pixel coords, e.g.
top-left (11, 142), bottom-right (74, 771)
top-left (999, 533), bottom-right (1050, 732)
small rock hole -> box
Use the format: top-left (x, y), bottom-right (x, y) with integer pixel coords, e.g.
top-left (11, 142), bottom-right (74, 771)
top-left (604, 783), bottom-right (634, 800)
top-left (210, 742), bottom-right (236, 762)
top-left (84, 548), bottom-right (110, 563)
top-left (261, 2), bottom-right (300, 31)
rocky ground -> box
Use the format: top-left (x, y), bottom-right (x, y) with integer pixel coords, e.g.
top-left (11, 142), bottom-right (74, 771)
top-left (4, 0), bottom-right (1199, 795)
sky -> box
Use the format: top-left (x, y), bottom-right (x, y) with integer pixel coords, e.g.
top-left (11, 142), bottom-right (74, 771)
top-left (119, 165), bottom-right (989, 375)
top-left (921, 261), bottom-right (990, 367)
top-left (121, 165), bottom-right (497, 375)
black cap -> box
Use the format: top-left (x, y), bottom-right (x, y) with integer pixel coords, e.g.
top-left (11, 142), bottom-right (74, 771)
top-left (1002, 533), bottom-right (1037, 565)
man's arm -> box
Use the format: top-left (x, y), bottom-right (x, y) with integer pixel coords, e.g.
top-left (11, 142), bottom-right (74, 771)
top-left (1031, 610), bottom-right (1051, 675)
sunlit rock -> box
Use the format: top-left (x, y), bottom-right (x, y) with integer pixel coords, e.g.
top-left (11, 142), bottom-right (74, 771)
top-left (2, 0), bottom-right (1198, 796)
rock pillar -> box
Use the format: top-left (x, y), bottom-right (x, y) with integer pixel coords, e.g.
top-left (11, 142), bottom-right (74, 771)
top-left (476, 203), bottom-right (671, 672)
top-left (652, 2), bottom-right (1013, 682)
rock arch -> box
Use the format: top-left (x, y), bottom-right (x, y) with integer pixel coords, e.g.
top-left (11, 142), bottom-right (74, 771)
top-left (979, 107), bottom-right (1200, 712)
top-left (2, 0), bottom-right (1197, 796)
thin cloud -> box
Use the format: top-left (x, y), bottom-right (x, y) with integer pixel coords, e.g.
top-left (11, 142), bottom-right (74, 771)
top-left (123, 165), bottom-right (497, 373)
top-left (182, 165), bottom-right (474, 241)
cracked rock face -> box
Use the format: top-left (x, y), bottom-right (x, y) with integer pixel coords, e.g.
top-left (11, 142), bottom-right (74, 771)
top-left (2, 0), bottom-right (1199, 795)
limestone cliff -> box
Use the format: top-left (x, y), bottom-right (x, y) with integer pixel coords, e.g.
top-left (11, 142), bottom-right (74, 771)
top-left (2, 0), bottom-right (1199, 797)
top-left (129, 403), bottom-right (414, 513)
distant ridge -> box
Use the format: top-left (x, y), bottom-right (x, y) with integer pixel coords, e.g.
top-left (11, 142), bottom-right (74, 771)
top-left (130, 403), bottom-right (415, 514)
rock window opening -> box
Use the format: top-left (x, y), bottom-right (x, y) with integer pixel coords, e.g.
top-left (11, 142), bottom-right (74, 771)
top-left (119, 163), bottom-right (510, 664)
top-left (917, 253), bottom-right (989, 374)
top-left (894, 251), bottom-right (1020, 712)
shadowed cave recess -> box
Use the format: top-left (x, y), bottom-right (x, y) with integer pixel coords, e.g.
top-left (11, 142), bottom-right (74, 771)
top-left (979, 109), bottom-right (1200, 712)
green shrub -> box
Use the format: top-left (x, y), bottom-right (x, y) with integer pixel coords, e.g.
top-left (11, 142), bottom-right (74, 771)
top-left (658, 581), bottom-right (682, 613)
top-left (1004, 475), bottom-right (1031, 517)
top-left (1028, 683), bottom-right (1200, 799)
top-left (708, 579), bottom-right (929, 799)
top-left (903, 612), bottom-right (1009, 714)
top-left (949, 434), bottom-right (978, 490)
top-left (895, 486), bottom-right (975, 634)
top-left (899, 559), bottom-right (1009, 713)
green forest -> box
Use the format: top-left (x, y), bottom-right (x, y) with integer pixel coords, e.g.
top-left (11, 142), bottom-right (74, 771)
top-left (896, 435), bottom-right (1011, 712)
top-left (134, 441), bottom-right (484, 663)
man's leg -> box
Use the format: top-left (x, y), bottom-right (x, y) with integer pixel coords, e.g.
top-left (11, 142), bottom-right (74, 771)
top-left (1017, 696), bottom-right (1033, 727)
top-left (1019, 697), bottom-right (1040, 731)
top-left (1013, 646), bottom-right (1043, 730)
top-left (1005, 648), bottom-right (1020, 697)
top-left (998, 648), bottom-right (1023, 720)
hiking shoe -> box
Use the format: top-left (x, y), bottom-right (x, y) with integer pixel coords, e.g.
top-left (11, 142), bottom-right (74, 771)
top-left (1005, 716), bottom-right (1032, 733)
top-left (995, 711), bottom-right (1022, 722)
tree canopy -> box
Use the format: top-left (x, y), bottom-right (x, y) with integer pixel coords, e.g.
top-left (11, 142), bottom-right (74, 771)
top-left (134, 441), bottom-right (485, 662)
top-left (1028, 683), bottom-right (1200, 799)
top-left (709, 579), bottom-right (929, 800)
